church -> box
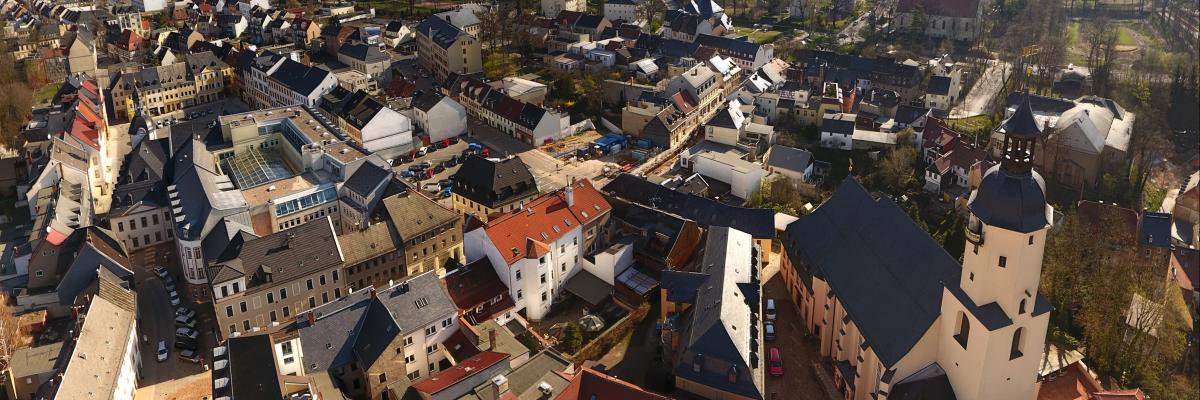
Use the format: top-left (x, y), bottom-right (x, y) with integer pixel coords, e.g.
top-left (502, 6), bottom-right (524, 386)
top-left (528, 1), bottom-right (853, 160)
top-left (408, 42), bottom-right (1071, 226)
top-left (779, 95), bottom-right (1053, 399)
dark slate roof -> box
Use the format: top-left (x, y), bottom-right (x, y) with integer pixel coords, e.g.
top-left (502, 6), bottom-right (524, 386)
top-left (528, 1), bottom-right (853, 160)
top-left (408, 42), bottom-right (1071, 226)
top-left (343, 162), bottom-right (391, 198)
top-left (888, 363), bottom-right (957, 400)
top-left (695, 34), bottom-right (759, 60)
top-left (1139, 212), bottom-right (1173, 248)
top-left (820, 115), bottom-right (854, 135)
top-left (894, 105), bottom-right (930, 125)
top-left (660, 271), bottom-right (710, 304)
top-left (269, 58), bottom-right (331, 96)
top-left (927, 75), bottom-right (952, 96)
top-left (225, 335), bottom-right (284, 399)
top-left (967, 164), bottom-right (1049, 234)
top-left (411, 91), bottom-right (447, 112)
top-left (451, 155), bottom-right (538, 209)
top-left (601, 174), bottom-right (775, 238)
top-left (338, 41), bottom-right (389, 62)
top-left (1001, 94), bottom-right (1043, 139)
top-left (298, 272), bottom-right (456, 373)
top-left (111, 138), bottom-right (171, 214)
top-left (946, 285), bottom-right (1011, 331)
top-left (782, 177), bottom-right (960, 367)
top-left (1005, 91), bottom-right (1075, 114)
top-left (415, 15), bottom-right (465, 49)
top-left (207, 217), bottom-right (341, 290)
top-left (765, 145), bottom-right (814, 173)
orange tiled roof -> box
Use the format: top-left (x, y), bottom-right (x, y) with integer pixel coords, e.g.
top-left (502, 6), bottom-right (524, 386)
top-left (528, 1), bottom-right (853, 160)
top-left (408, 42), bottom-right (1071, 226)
top-left (484, 179), bottom-right (610, 265)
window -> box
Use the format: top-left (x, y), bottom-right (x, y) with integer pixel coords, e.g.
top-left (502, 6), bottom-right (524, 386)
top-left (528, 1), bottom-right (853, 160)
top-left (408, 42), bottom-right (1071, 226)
top-left (1019, 299), bottom-right (1027, 315)
top-left (1028, 236), bottom-right (1034, 245)
top-left (334, 288), bottom-right (341, 298)
top-left (516, 289), bottom-right (523, 300)
top-left (309, 297), bottom-right (316, 308)
top-left (953, 311), bottom-right (970, 349)
top-left (240, 302), bottom-right (247, 312)
top-left (280, 288), bottom-right (288, 300)
top-left (379, 373), bottom-right (387, 383)
top-left (243, 320), bottom-right (251, 331)
top-left (441, 318), bottom-right (452, 328)
top-left (307, 279), bottom-right (314, 290)
top-left (226, 306), bottom-right (234, 317)
top-left (35, 270), bottom-right (43, 277)
top-left (426, 343), bottom-right (439, 354)
top-left (407, 371), bottom-right (420, 381)
top-left (267, 293), bottom-right (274, 304)
top-left (270, 311), bottom-right (277, 322)
top-left (232, 282), bottom-right (240, 293)
top-left (541, 292), bottom-right (547, 301)
top-left (540, 273), bottom-right (546, 284)
top-left (425, 326), bottom-right (437, 336)
top-left (117, 222), bottom-right (124, 232)
top-left (332, 270), bottom-right (339, 281)
top-left (319, 275), bottom-right (327, 285)
top-left (281, 342), bottom-right (294, 356)
top-left (404, 336), bottom-right (414, 346)
top-left (283, 306), bottom-right (290, 317)
top-left (998, 256), bottom-right (1007, 268)
top-left (561, 263), bottom-right (566, 273)
top-left (1010, 328), bottom-right (1024, 359)
top-left (405, 354), bottom-right (415, 363)
top-left (515, 270), bottom-right (522, 281)
top-left (152, 214), bottom-right (159, 225)
top-left (221, 286), bottom-right (229, 297)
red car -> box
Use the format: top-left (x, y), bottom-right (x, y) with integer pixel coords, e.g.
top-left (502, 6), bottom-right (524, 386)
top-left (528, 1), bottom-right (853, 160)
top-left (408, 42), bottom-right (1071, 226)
top-left (768, 347), bottom-right (784, 377)
top-left (481, 147), bottom-right (490, 157)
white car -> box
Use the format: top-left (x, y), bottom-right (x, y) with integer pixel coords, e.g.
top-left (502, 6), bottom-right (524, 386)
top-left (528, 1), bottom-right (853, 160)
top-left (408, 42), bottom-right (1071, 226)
top-left (156, 341), bottom-right (169, 362)
top-left (153, 266), bottom-right (169, 279)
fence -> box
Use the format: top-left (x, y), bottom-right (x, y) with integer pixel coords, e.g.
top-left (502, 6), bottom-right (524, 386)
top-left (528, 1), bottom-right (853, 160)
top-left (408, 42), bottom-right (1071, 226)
top-left (569, 301), bottom-right (652, 365)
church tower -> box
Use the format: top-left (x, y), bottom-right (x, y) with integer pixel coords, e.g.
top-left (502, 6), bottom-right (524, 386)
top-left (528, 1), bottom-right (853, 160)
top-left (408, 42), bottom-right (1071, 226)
top-left (937, 94), bottom-right (1052, 400)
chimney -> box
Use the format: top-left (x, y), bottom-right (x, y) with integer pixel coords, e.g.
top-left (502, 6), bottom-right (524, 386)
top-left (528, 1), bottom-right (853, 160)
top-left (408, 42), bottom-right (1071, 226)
top-left (445, 15), bottom-right (451, 22)
top-left (490, 374), bottom-right (510, 399)
top-left (488, 329), bottom-right (497, 351)
top-left (306, 311), bottom-right (316, 325)
top-left (369, 287), bottom-right (377, 299)
top-left (565, 177), bottom-right (575, 207)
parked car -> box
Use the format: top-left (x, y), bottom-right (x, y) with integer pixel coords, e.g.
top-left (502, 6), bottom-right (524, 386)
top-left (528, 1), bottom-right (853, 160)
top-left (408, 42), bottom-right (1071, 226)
top-left (432, 165), bottom-right (445, 174)
top-left (438, 179), bottom-right (453, 188)
top-left (168, 290), bottom-right (181, 307)
top-left (434, 140), bottom-right (448, 149)
top-left (441, 159), bottom-right (456, 168)
top-left (178, 349), bottom-right (202, 363)
top-left (449, 137), bottom-right (460, 144)
top-left (164, 280), bottom-right (176, 292)
top-left (768, 347), bottom-right (784, 376)
top-left (422, 182), bottom-right (441, 193)
top-left (764, 321), bottom-right (776, 341)
top-left (175, 336), bottom-right (198, 350)
top-left (176, 307), bottom-right (195, 320)
top-left (157, 341), bottom-right (169, 362)
top-left (175, 314), bottom-right (196, 328)
top-left (153, 266), bottom-right (169, 279)
top-left (175, 327), bottom-right (199, 340)
top-left (417, 146), bottom-right (432, 156)
top-left (766, 298), bottom-right (777, 321)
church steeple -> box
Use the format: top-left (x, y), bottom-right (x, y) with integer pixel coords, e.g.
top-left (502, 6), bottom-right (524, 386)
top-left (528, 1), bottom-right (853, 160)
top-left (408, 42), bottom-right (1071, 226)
top-left (998, 93), bottom-right (1043, 174)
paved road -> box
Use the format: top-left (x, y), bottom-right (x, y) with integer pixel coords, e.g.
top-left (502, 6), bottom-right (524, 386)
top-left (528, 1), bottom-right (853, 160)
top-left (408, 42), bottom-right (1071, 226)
top-left (950, 60), bottom-right (1010, 119)
top-left (467, 118), bottom-right (613, 192)
top-left (128, 243), bottom-right (213, 399)
top-left (150, 97), bottom-right (251, 129)
top-left (762, 251), bottom-right (837, 400)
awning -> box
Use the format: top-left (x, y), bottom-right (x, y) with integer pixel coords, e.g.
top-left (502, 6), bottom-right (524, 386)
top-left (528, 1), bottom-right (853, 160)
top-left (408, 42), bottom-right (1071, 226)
top-left (564, 270), bottom-right (612, 305)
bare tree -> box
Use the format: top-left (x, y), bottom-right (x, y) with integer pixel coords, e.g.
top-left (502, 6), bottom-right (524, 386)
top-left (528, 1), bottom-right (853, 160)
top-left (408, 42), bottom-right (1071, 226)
top-left (0, 295), bottom-right (30, 372)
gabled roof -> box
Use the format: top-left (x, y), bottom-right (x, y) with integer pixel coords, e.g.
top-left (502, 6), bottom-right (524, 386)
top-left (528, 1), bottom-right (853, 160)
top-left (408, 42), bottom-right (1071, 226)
top-left (416, 15), bottom-right (468, 49)
top-left (338, 41), bottom-right (389, 62)
top-left (443, 257), bottom-right (513, 316)
top-left (411, 351), bottom-right (510, 395)
top-left (268, 58), bottom-right (332, 96)
top-left (782, 177), bottom-right (960, 367)
top-left (206, 217), bottom-right (341, 290)
top-left (927, 75), bottom-right (952, 96)
top-left (555, 368), bottom-right (669, 400)
top-left (380, 190), bottom-right (458, 243)
top-left (342, 162), bottom-right (391, 198)
top-left (765, 145), bottom-right (814, 173)
top-left (483, 179), bottom-right (610, 265)
top-left (451, 155), bottom-right (538, 209)
top-left (602, 174), bottom-right (775, 238)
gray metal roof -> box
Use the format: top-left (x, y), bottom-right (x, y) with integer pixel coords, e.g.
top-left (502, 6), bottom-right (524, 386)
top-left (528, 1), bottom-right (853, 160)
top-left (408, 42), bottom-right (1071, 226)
top-left (764, 145), bottom-right (813, 174)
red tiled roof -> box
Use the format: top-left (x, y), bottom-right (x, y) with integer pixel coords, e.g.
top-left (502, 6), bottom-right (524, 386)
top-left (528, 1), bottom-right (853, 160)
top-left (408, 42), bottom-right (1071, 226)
top-left (444, 257), bottom-right (514, 314)
top-left (118, 29), bottom-right (142, 51)
top-left (1034, 361), bottom-right (1102, 400)
top-left (556, 10), bottom-right (584, 26)
top-left (484, 179), bottom-right (611, 265)
top-left (670, 90), bottom-right (696, 114)
top-left (410, 351), bottom-right (510, 394)
top-left (1093, 389), bottom-right (1147, 400)
top-left (387, 79), bottom-right (418, 98)
top-left (443, 329), bottom-right (482, 360)
top-left (555, 368), bottom-right (670, 400)
top-left (1171, 248), bottom-right (1198, 292)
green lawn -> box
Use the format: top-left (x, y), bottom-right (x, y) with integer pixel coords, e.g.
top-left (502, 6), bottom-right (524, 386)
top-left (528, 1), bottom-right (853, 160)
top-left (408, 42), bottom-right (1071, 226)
top-left (34, 83), bottom-right (60, 105)
top-left (1067, 22), bottom-right (1080, 47)
top-left (1116, 26), bottom-right (1137, 47)
top-left (733, 27), bottom-right (782, 44)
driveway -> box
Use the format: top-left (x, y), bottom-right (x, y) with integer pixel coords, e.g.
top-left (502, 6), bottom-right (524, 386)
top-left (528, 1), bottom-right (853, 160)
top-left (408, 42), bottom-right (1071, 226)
top-left (762, 257), bottom-right (837, 400)
top-left (128, 243), bottom-right (213, 399)
top-left (950, 60), bottom-right (1010, 118)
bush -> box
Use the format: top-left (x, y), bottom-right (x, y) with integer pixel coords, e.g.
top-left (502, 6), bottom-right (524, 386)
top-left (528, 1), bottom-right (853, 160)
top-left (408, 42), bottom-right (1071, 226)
top-left (562, 323), bottom-right (583, 353)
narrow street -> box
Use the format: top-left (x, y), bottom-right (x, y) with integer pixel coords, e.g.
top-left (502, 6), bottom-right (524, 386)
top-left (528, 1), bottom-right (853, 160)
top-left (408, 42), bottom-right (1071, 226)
top-left (950, 60), bottom-right (1010, 118)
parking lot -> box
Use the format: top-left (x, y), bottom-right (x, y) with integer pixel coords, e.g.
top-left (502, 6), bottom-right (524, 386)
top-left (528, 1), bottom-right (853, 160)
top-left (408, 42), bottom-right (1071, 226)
top-left (467, 117), bottom-right (615, 192)
top-left (390, 135), bottom-right (490, 205)
top-left (128, 243), bottom-right (214, 399)
top-left (762, 259), bottom-right (837, 400)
